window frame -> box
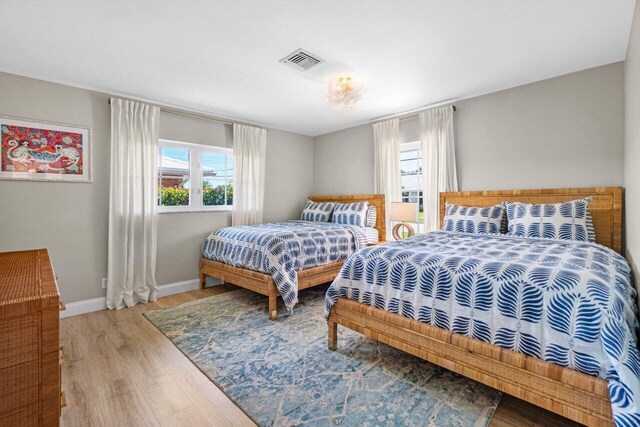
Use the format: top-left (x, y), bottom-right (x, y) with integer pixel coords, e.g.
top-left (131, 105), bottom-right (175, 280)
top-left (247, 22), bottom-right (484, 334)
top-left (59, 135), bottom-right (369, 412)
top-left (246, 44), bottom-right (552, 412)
top-left (158, 139), bottom-right (233, 213)
top-left (399, 140), bottom-right (424, 233)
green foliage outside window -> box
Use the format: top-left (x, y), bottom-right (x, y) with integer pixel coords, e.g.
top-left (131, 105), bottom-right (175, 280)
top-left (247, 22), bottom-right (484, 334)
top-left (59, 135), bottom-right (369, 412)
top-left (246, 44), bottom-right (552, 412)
top-left (159, 183), bottom-right (233, 206)
top-left (203, 182), bottom-right (233, 206)
top-left (159, 186), bottom-right (189, 206)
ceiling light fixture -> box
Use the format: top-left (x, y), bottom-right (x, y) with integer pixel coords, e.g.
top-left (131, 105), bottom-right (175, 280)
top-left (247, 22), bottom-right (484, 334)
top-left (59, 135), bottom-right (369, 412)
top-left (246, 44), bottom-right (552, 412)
top-left (326, 72), bottom-right (366, 111)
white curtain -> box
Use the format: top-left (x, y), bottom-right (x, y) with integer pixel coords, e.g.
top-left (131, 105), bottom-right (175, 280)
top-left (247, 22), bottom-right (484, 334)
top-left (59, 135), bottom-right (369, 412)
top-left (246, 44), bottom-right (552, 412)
top-left (107, 98), bottom-right (160, 310)
top-left (373, 119), bottom-right (401, 240)
top-left (420, 105), bottom-right (458, 232)
top-left (232, 123), bottom-right (267, 226)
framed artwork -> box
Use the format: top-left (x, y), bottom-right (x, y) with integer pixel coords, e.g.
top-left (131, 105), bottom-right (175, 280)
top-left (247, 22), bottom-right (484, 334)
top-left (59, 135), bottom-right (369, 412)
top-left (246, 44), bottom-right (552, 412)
top-left (0, 116), bottom-right (91, 182)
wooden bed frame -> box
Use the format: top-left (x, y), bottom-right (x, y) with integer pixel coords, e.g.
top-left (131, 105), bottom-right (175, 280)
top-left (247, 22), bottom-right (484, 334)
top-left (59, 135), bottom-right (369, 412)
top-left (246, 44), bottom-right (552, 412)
top-left (329, 187), bottom-right (623, 426)
top-left (200, 194), bottom-right (386, 320)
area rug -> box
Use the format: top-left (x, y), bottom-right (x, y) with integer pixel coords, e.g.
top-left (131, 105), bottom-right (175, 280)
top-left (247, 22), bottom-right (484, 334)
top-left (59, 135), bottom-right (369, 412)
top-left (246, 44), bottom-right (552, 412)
top-left (144, 286), bottom-right (501, 426)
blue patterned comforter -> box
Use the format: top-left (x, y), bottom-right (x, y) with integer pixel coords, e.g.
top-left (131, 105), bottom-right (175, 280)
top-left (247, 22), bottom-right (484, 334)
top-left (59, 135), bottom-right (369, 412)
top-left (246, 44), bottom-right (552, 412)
top-left (202, 220), bottom-right (366, 310)
top-left (324, 232), bottom-right (640, 425)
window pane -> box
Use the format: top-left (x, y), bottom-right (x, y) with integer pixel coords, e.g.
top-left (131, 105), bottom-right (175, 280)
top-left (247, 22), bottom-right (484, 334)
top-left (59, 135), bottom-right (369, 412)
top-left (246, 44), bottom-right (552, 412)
top-left (202, 152), bottom-right (233, 206)
top-left (159, 147), bottom-right (190, 206)
top-left (225, 156), bottom-right (233, 206)
top-left (401, 149), bottom-right (421, 210)
top-left (400, 144), bottom-right (423, 234)
top-left (400, 149), bottom-right (419, 174)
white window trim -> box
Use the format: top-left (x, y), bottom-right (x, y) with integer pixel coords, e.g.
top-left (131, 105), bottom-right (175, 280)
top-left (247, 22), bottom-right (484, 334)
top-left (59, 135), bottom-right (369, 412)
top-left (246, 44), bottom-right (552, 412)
top-left (401, 140), bottom-right (421, 151)
top-left (158, 139), bottom-right (233, 213)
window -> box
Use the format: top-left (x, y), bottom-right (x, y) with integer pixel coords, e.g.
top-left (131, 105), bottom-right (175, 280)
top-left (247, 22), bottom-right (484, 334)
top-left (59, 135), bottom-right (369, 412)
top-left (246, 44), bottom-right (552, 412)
top-left (400, 141), bottom-right (424, 233)
top-left (158, 139), bottom-right (233, 212)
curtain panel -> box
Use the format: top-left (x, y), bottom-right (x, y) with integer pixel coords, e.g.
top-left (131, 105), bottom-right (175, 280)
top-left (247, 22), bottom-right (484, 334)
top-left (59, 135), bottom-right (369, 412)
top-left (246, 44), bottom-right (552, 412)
top-left (373, 118), bottom-right (401, 240)
top-left (420, 106), bottom-right (458, 232)
top-left (107, 98), bottom-right (160, 309)
top-left (232, 123), bottom-right (267, 226)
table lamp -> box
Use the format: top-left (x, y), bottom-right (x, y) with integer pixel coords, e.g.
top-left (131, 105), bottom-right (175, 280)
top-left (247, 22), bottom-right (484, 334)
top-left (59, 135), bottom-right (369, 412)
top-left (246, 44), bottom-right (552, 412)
top-left (390, 202), bottom-right (418, 240)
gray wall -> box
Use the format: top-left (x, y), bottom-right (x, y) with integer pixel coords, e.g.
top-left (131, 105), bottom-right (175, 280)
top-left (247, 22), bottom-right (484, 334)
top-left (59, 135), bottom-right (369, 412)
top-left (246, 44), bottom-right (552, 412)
top-left (264, 129), bottom-right (314, 222)
top-left (0, 59), bottom-right (627, 304)
top-left (0, 74), bottom-right (111, 303)
top-left (313, 62), bottom-right (625, 194)
top-left (313, 124), bottom-right (375, 195)
top-left (0, 72), bottom-right (313, 303)
top-left (625, 2), bottom-right (640, 295)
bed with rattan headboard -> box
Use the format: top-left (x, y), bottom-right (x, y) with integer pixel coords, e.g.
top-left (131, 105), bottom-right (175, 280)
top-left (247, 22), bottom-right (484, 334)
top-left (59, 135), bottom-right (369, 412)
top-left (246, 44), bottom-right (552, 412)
top-left (329, 187), bottom-right (624, 426)
top-left (310, 194), bottom-right (386, 240)
top-left (440, 187), bottom-right (623, 254)
top-left (200, 194), bottom-right (385, 320)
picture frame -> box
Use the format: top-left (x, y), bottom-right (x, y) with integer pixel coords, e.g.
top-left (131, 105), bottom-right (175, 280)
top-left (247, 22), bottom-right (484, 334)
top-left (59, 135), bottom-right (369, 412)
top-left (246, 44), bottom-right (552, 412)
top-left (0, 115), bottom-right (92, 183)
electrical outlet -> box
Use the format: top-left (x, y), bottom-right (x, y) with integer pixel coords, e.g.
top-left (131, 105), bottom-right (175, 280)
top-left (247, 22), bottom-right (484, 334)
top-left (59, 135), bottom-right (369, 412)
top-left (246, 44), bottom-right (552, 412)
top-left (101, 278), bottom-right (108, 289)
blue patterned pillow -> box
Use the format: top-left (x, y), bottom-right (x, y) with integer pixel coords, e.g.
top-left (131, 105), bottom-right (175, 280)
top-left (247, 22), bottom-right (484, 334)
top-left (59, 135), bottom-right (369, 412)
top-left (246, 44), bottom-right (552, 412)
top-left (500, 202), bottom-right (509, 234)
top-left (365, 205), bottom-right (377, 227)
top-left (586, 209), bottom-right (596, 243)
top-left (300, 200), bottom-right (335, 222)
top-left (506, 197), bottom-right (592, 242)
top-left (332, 202), bottom-right (369, 227)
top-left (442, 203), bottom-right (504, 235)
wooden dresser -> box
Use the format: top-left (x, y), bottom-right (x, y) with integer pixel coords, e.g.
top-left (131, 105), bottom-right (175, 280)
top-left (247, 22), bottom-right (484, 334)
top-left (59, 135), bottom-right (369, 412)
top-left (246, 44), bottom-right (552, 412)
top-left (0, 249), bottom-right (63, 426)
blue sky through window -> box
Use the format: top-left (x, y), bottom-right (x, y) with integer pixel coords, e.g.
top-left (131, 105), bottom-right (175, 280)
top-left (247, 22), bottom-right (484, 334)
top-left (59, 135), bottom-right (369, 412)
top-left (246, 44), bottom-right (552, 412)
top-left (162, 148), bottom-right (189, 162)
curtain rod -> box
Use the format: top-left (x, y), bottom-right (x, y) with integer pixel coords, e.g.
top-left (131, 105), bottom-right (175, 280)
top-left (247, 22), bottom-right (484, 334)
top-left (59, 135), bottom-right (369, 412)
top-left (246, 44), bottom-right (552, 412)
top-left (161, 108), bottom-right (233, 126)
top-left (398, 105), bottom-right (456, 122)
top-left (373, 102), bottom-right (457, 124)
top-left (107, 98), bottom-right (269, 131)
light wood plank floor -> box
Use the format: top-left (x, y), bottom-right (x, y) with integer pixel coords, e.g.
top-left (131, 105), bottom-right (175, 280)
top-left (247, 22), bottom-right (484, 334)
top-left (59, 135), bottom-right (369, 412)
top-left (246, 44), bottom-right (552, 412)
top-left (60, 286), bottom-right (582, 427)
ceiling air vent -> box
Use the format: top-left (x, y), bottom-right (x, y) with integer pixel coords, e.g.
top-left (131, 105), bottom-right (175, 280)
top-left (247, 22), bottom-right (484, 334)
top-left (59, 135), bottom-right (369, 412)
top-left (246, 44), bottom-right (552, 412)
top-left (279, 49), bottom-right (324, 71)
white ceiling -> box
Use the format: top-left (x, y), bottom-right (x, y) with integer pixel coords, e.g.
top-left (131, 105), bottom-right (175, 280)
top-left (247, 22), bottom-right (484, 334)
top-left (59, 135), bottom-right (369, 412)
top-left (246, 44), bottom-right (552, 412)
top-left (0, 0), bottom-right (635, 136)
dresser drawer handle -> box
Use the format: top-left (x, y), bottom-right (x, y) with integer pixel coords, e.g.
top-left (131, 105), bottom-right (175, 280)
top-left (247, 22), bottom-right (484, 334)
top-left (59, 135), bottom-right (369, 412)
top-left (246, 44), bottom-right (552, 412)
top-left (60, 391), bottom-right (67, 408)
top-left (59, 345), bottom-right (67, 361)
top-left (59, 301), bottom-right (66, 311)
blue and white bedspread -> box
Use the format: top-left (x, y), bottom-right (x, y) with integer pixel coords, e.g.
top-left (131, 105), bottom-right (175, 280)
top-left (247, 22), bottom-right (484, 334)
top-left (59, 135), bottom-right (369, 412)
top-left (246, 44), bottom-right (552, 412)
top-left (202, 220), bottom-right (366, 310)
top-left (324, 232), bottom-right (640, 425)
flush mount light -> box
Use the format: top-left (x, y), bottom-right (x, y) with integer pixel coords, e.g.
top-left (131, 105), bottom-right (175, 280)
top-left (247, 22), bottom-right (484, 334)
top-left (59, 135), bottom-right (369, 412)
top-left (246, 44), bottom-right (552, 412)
top-left (326, 72), bottom-right (366, 111)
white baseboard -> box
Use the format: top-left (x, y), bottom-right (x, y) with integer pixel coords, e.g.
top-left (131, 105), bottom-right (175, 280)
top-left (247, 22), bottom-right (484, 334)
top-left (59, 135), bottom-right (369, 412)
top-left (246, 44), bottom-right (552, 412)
top-left (60, 278), bottom-right (216, 319)
top-left (157, 278), bottom-right (200, 298)
top-left (60, 296), bottom-right (107, 318)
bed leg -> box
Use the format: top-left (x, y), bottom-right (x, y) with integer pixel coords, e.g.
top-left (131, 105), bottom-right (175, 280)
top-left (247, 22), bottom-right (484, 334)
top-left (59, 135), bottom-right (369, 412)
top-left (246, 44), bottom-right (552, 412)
top-left (268, 295), bottom-right (277, 320)
top-left (328, 317), bottom-right (337, 351)
top-left (200, 272), bottom-right (206, 289)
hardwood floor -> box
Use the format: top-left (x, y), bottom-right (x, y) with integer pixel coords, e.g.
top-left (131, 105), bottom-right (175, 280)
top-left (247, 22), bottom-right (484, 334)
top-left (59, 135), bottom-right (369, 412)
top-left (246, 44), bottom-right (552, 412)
top-left (60, 286), bottom-right (583, 427)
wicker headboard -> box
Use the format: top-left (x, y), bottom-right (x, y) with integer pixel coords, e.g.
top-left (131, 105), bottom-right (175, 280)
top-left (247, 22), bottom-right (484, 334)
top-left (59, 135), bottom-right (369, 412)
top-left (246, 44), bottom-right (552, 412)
top-left (308, 194), bottom-right (386, 241)
top-left (439, 187), bottom-right (623, 254)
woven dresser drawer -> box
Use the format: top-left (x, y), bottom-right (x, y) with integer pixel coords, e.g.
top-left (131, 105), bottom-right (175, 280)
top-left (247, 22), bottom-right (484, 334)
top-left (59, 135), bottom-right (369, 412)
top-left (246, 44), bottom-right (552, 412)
top-left (0, 360), bottom-right (40, 417)
top-left (0, 249), bottom-right (61, 426)
top-left (0, 407), bottom-right (39, 427)
top-left (0, 314), bottom-right (39, 370)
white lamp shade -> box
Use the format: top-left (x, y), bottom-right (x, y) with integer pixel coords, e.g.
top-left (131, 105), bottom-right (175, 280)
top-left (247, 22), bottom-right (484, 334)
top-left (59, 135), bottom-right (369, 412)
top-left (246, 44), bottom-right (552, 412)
top-left (390, 202), bottom-right (417, 222)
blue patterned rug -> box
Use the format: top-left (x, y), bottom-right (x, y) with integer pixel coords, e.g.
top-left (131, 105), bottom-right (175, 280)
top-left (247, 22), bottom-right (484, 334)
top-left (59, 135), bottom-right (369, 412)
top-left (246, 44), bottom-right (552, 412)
top-left (144, 286), bottom-right (501, 426)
